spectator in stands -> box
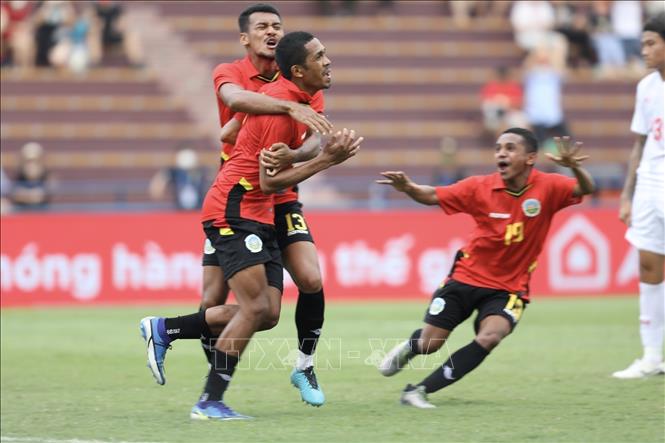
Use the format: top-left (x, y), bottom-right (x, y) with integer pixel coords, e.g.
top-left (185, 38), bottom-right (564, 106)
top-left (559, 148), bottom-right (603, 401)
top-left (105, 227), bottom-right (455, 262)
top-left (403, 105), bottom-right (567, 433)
top-left (49, 3), bottom-right (98, 73)
top-left (10, 142), bottom-right (54, 210)
top-left (91, 1), bottom-right (144, 67)
top-left (0, 163), bottom-right (12, 214)
top-left (32, 0), bottom-right (76, 67)
top-left (510, 0), bottom-right (567, 67)
top-left (149, 147), bottom-right (209, 211)
top-left (554, 2), bottom-right (598, 69)
top-left (317, 0), bottom-right (394, 16)
top-left (611, 1), bottom-right (644, 73)
top-left (589, 0), bottom-right (626, 78)
top-left (448, 1), bottom-right (509, 29)
top-left (431, 136), bottom-right (465, 186)
top-left (480, 66), bottom-right (528, 140)
top-left (0, 0), bottom-right (36, 67)
top-left (522, 45), bottom-right (569, 147)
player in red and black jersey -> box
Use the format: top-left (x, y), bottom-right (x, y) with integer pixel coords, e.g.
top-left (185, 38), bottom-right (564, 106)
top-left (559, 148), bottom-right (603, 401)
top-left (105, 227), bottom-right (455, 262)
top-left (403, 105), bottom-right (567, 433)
top-left (376, 128), bottom-right (595, 408)
top-left (199, 4), bottom-right (336, 407)
top-left (201, 2), bottom-right (328, 320)
top-left (141, 31), bottom-right (361, 420)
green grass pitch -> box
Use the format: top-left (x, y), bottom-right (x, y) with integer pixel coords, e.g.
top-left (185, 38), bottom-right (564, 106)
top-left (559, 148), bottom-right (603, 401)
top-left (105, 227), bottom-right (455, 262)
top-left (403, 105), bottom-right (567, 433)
top-left (1, 297), bottom-right (663, 443)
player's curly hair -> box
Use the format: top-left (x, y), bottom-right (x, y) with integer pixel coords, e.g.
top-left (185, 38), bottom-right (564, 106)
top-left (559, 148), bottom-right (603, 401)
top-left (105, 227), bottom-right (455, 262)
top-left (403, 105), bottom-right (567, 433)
top-left (502, 128), bottom-right (539, 153)
top-left (644, 12), bottom-right (665, 40)
top-left (276, 31), bottom-right (315, 80)
top-left (238, 3), bottom-right (281, 33)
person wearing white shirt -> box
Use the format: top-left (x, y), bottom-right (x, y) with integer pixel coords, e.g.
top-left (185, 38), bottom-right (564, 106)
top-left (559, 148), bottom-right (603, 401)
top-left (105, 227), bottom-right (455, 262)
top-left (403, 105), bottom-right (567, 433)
top-left (614, 13), bottom-right (665, 379)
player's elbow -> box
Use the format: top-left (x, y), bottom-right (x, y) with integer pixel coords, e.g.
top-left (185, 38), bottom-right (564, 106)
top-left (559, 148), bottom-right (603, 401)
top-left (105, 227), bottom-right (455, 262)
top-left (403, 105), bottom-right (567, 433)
top-left (259, 178), bottom-right (278, 195)
top-left (221, 133), bottom-right (236, 145)
top-left (225, 94), bottom-right (244, 112)
top-left (415, 192), bottom-right (439, 206)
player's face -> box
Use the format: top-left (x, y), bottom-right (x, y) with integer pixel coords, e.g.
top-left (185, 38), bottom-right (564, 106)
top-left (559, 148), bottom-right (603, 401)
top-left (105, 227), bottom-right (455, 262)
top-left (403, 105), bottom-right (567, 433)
top-left (494, 133), bottom-right (536, 181)
top-left (241, 12), bottom-right (283, 59)
top-left (641, 31), bottom-right (665, 71)
top-left (299, 38), bottom-right (332, 91)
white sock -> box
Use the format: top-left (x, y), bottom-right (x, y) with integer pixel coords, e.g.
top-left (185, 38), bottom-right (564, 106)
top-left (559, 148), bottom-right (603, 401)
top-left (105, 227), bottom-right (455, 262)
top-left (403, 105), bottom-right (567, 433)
top-left (639, 282), bottom-right (665, 363)
top-left (295, 351), bottom-right (314, 371)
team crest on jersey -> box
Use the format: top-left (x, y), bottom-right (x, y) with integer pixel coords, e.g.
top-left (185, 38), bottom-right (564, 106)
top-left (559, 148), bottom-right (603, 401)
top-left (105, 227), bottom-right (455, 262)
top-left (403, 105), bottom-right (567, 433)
top-left (203, 238), bottom-right (215, 255)
top-left (428, 297), bottom-right (446, 315)
top-left (245, 234), bottom-right (263, 253)
top-left (522, 198), bottom-right (541, 217)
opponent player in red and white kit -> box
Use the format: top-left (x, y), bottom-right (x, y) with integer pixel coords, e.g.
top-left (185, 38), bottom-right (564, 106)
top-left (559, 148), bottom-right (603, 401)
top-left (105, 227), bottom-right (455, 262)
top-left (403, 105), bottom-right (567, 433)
top-left (613, 13), bottom-right (665, 379)
top-left (376, 128), bottom-right (595, 408)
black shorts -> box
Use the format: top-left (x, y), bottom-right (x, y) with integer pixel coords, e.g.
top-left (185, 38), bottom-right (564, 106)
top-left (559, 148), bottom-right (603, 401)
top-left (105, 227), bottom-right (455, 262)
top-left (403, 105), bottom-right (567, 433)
top-left (274, 200), bottom-right (314, 250)
top-left (423, 279), bottom-right (527, 333)
top-left (203, 219), bottom-right (283, 292)
top-left (202, 237), bottom-right (220, 266)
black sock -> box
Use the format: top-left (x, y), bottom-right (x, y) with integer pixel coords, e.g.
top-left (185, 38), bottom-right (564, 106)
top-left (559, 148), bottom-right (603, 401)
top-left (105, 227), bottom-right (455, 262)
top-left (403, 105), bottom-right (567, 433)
top-left (164, 311), bottom-right (207, 341)
top-left (295, 289), bottom-right (325, 356)
top-left (418, 340), bottom-right (489, 394)
top-left (198, 306), bottom-right (216, 365)
top-left (201, 350), bottom-right (239, 402)
top-left (408, 328), bottom-right (422, 354)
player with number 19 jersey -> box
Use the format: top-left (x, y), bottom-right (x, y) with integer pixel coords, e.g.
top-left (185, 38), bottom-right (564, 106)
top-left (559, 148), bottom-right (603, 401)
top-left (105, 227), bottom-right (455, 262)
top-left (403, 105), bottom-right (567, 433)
top-left (436, 169), bottom-right (581, 299)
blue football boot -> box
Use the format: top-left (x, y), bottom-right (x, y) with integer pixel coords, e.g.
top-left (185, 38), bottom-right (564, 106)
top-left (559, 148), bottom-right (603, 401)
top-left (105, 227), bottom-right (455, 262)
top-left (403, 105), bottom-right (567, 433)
top-left (291, 366), bottom-right (325, 407)
top-left (190, 401), bottom-right (252, 420)
top-left (139, 316), bottom-right (171, 385)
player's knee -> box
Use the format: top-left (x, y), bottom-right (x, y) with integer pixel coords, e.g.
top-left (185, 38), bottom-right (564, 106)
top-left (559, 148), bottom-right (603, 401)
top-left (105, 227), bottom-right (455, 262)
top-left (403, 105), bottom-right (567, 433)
top-left (243, 299), bottom-right (272, 326)
top-left (200, 293), bottom-right (219, 310)
top-left (201, 282), bottom-right (228, 309)
top-left (639, 260), bottom-right (664, 283)
top-left (294, 271), bottom-right (322, 294)
top-left (262, 308), bottom-right (281, 330)
top-left (475, 330), bottom-right (505, 351)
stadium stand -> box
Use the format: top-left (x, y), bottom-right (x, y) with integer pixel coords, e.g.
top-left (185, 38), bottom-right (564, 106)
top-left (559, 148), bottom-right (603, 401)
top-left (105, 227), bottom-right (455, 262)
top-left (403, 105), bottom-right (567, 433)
top-left (0, 1), bottom-right (635, 211)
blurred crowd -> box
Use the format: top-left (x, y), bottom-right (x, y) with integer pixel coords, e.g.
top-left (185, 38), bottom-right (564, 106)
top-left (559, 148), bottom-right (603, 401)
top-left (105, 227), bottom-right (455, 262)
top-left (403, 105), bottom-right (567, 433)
top-left (510, 0), bottom-right (663, 77)
top-left (479, 1), bottom-right (662, 143)
top-left (0, 142), bottom-right (54, 215)
top-left (0, 0), bottom-right (143, 72)
top-left (1, 1), bottom-right (662, 211)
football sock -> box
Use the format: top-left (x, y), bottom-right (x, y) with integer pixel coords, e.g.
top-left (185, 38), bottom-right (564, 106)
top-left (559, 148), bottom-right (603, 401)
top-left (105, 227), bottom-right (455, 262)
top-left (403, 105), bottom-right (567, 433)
top-left (639, 282), bottom-right (665, 363)
top-left (199, 305), bottom-right (216, 366)
top-left (408, 329), bottom-right (422, 354)
top-left (164, 311), bottom-right (207, 341)
top-left (296, 351), bottom-right (314, 371)
top-left (295, 289), bottom-right (325, 358)
top-left (201, 350), bottom-right (238, 402)
top-left (418, 340), bottom-right (489, 394)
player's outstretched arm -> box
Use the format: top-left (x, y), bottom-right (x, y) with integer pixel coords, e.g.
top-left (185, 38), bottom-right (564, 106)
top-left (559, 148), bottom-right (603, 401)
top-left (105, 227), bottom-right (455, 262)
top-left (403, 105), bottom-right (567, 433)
top-left (260, 133), bottom-right (322, 175)
top-left (618, 135), bottom-right (647, 226)
top-left (545, 136), bottom-right (596, 197)
top-left (260, 128), bottom-right (362, 194)
top-left (220, 83), bottom-right (333, 134)
top-left (376, 171), bottom-right (439, 205)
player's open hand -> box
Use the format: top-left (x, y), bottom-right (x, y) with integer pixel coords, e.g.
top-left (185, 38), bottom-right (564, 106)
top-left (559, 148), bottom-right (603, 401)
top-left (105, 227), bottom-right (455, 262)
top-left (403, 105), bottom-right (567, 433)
top-left (545, 136), bottom-right (589, 168)
top-left (321, 128), bottom-right (363, 165)
top-left (288, 103), bottom-right (333, 135)
top-left (376, 171), bottom-right (413, 192)
top-left (260, 142), bottom-right (295, 176)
